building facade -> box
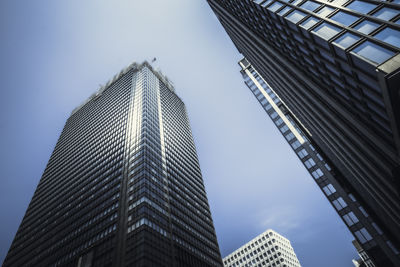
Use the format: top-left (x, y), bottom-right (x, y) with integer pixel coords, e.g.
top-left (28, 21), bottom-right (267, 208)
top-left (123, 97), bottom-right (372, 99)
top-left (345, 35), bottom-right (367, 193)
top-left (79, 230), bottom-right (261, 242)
top-left (223, 229), bottom-right (301, 267)
top-left (239, 58), bottom-right (398, 266)
top-left (3, 62), bottom-right (223, 267)
top-left (352, 240), bottom-right (376, 267)
top-left (207, 0), bottom-right (400, 266)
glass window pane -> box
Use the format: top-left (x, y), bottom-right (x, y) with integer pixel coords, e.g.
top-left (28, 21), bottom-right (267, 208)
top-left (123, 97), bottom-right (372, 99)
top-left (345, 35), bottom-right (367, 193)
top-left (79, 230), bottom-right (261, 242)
top-left (300, 16), bottom-right (320, 29)
top-left (373, 7), bottom-right (398, 21)
top-left (268, 2), bottom-right (284, 12)
top-left (312, 22), bottom-right (342, 40)
top-left (300, 0), bottom-right (321, 11)
top-left (374, 27), bottom-right (400, 48)
top-left (354, 20), bottom-right (379, 34)
top-left (286, 10), bottom-right (307, 24)
top-left (330, 11), bottom-right (359, 26)
top-left (333, 32), bottom-right (360, 48)
top-left (346, 0), bottom-right (377, 14)
top-left (353, 41), bottom-right (395, 64)
top-left (278, 6), bottom-right (292, 16)
top-left (262, 0), bottom-right (273, 7)
top-left (317, 6), bottom-right (335, 17)
top-left (254, 0), bottom-right (264, 4)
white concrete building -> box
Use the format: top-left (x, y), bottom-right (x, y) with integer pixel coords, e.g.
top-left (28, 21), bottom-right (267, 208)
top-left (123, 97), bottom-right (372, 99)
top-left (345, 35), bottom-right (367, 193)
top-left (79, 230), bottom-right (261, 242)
top-left (223, 229), bottom-right (301, 267)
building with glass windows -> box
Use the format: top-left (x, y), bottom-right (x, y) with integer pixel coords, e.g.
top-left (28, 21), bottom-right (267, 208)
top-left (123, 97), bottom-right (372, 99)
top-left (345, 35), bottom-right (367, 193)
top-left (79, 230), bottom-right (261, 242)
top-left (223, 229), bottom-right (301, 267)
top-left (239, 58), bottom-right (400, 266)
top-left (207, 0), bottom-right (400, 266)
top-left (352, 239), bottom-right (376, 267)
top-left (3, 61), bottom-right (223, 267)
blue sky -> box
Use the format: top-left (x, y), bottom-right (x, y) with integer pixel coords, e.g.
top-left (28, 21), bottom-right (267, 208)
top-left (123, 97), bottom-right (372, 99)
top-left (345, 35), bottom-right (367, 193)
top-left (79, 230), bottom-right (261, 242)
top-left (0, 1), bottom-right (358, 266)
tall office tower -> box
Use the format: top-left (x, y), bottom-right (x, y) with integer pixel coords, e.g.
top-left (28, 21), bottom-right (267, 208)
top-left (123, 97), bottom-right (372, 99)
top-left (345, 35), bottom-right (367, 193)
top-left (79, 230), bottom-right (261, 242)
top-left (207, 0), bottom-right (400, 266)
top-left (352, 240), bottom-right (376, 267)
top-left (222, 229), bottom-right (301, 267)
top-left (239, 58), bottom-right (393, 266)
top-left (3, 61), bottom-right (223, 267)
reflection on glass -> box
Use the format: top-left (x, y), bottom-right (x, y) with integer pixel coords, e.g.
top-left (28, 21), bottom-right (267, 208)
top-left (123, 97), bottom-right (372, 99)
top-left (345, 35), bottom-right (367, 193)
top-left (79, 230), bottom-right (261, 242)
top-left (286, 10), bottom-right (307, 23)
top-left (346, 0), bottom-right (377, 14)
top-left (354, 20), bottom-right (379, 34)
top-left (352, 41), bottom-right (395, 64)
top-left (372, 7), bottom-right (398, 21)
top-left (300, 16), bottom-right (320, 29)
top-left (300, 0), bottom-right (320, 11)
top-left (317, 6), bottom-right (335, 17)
top-left (312, 22), bottom-right (342, 40)
top-left (262, 0), bottom-right (273, 7)
top-left (333, 32), bottom-right (360, 48)
top-left (374, 28), bottom-right (400, 48)
top-left (268, 2), bottom-right (284, 12)
top-left (278, 6), bottom-right (292, 16)
top-left (330, 11), bottom-right (359, 26)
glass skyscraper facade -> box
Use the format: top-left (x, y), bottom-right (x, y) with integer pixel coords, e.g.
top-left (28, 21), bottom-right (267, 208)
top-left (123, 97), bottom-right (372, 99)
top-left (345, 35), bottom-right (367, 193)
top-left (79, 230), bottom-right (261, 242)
top-left (239, 58), bottom-right (400, 266)
top-left (3, 62), bottom-right (223, 267)
top-left (207, 0), bottom-right (400, 266)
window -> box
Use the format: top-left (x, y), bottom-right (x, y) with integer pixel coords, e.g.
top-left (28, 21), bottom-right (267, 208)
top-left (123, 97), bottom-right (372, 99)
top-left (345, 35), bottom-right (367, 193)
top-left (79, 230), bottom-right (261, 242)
top-left (268, 2), bottom-right (284, 12)
top-left (372, 222), bottom-right (383, 235)
top-left (374, 27), bottom-right (400, 48)
top-left (332, 198), bottom-right (347, 211)
top-left (317, 6), bottom-right (335, 17)
top-left (286, 10), bottom-right (307, 24)
top-left (262, 0), bottom-right (273, 7)
top-left (304, 158), bottom-right (316, 168)
top-left (300, 1), bottom-right (321, 11)
top-left (297, 148), bottom-right (308, 158)
top-left (312, 168), bottom-right (323, 179)
top-left (348, 193), bottom-right (356, 202)
top-left (342, 212), bottom-right (359, 226)
top-left (325, 163), bottom-right (331, 171)
top-left (275, 118), bottom-right (284, 126)
top-left (285, 132), bottom-right (295, 141)
top-left (359, 206), bottom-right (369, 217)
top-left (333, 32), bottom-right (360, 48)
top-left (322, 184), bottom-right (336, 196)
top-left (352, 41), bottom-right (395, 64)
top-left (280, 125), bottom-right (289, 133)
top-left (346, 0), bottom-right (377, 14)
top-left (330, 11), bottom-right (359, 26)
top-left (312, 22), bottom-right (341, 40)
top-left (373, 7), bottom-right (398, 21)
top-left (300, 16), bottom-right (320, 29)
top-left (271, 112), bottom-right (278, 119)
top-left (354, 20), bottom-right (379, 35)
top-left (291, 140), bottom-right (301, 149)
top-left (354, 228), bottom-right (372, 244)
top-left (278, 6), bottom-right (292, 16)
top-left (386, 241), bottom-right (400, 255)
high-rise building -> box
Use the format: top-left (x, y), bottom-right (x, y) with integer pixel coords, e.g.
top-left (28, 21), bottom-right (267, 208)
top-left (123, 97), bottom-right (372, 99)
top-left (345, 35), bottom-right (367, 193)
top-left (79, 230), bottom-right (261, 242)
top-left (3, 61), bottom-right (223, 267)
top-left (207, 0), bottom-right (400, 266)
top-left (352, 240), bottom-right (377, 267)
top-left (222, 229), bottom-right (301, 267)
top-left (238, 58), bottom-right (389, 266)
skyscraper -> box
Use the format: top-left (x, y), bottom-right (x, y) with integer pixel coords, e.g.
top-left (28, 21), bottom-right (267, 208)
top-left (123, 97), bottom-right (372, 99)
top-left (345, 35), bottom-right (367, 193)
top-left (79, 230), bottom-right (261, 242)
top-left (3, 61), bottom-right (223, 267)
top-left (222, 229), bottom-right (301, 267)
top-left (239, 58), bottom-right (392, 266)
top-left (207, 0), bottom-right (400, 266)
